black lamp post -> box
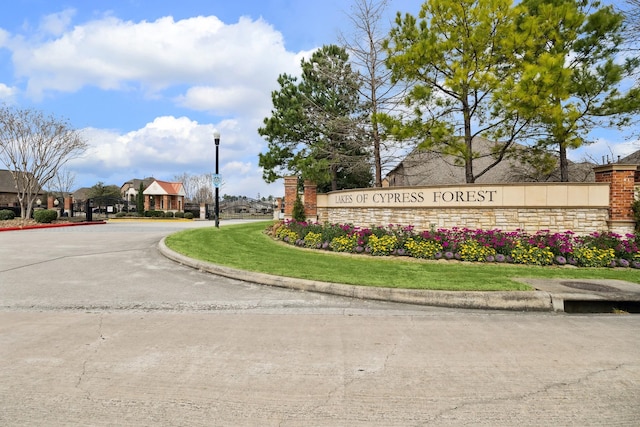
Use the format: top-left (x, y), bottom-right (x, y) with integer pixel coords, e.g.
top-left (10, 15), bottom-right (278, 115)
top-left (213, 130), bottom-right (220, 228)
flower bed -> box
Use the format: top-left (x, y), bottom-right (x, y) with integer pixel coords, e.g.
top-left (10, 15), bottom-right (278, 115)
top-left (269, 220), bottom-right (640, 268)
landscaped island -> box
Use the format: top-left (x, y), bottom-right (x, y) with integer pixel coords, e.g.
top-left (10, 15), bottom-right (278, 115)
top-left (271, 221), bottom-right (640, 269)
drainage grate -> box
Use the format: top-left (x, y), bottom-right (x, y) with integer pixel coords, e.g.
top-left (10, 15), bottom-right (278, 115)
top-left (560, 281), bottom-right (617, 293)
top-left (564, 300), bottom-right (640, 314)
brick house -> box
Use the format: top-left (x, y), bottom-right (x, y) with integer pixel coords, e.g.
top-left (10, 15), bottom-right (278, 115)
top-left (142, 179), bottom-right (185, 213)
top-left (120, 177), bottom-right (155, 208)
top-left (0, 169), bottom-right (44, 210)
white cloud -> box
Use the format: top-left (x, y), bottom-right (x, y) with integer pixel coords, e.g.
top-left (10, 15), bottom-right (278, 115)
top-left (68, 116), bottom-right (282, 197)
top-left (39, 9), bottom-right (76, 36)
top-left (0, 83), bottom-right (18, 101)
top-left (8, 14), bottom-right (301, 103)
top-left (175, 85), bottom-right (269, 117)
top-left (569, 136), bottom-right (640, 163)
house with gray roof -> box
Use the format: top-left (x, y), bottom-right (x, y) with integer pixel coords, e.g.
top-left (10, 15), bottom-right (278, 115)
top-left (0, 169), bottom-right (44, 209)
top-left (383, 137), bottom-right (596, 187)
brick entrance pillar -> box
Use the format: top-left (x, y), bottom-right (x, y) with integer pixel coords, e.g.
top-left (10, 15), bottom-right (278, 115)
top-left (303, 180), bottom-right (317, 220)
top-left (594, 164), bottom-right (638, 234)
top-left (283, 176), bottom-right (298, 220)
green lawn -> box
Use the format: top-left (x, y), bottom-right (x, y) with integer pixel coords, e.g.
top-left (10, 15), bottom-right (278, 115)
top-left (164, 221), bottom-right (640, 292)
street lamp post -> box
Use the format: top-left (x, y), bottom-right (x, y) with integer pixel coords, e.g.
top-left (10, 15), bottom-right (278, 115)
top-left (213, 130), bottom-right (220, 228)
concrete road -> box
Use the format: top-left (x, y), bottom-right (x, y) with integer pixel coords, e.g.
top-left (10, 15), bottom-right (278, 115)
top-left (1, 221), bottom-right (639, 426)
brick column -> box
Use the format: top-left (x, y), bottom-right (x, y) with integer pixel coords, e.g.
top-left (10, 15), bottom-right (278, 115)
top-left (283, 176), bottom-right (297, 219)
top-left (47, 196), bottom-right (54, 209)
top-left (64, 196), bottom-right (73, 212)
top-left (303, 180), bottom-right (317, 220)
top-left (594, 164), bottom-right (637, 234)
top-left (144, 195), bottom-right (151, 211)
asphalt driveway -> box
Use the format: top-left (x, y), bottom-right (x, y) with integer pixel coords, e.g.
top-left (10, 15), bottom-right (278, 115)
top-left (1, 221), bottom-right (638, 426)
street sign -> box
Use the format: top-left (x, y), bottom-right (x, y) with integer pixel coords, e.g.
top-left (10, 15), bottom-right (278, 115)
top-left (212, 174), bottom-right (222, 188)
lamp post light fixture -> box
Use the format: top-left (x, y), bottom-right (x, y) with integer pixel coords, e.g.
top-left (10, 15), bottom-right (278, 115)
top-left (213, 130), bottom-right (221, 228)
top-left (53, 196), bottom-right (64, 217)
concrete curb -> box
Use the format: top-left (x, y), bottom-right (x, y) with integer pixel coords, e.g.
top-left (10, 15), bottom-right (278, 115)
top-left (0, 220), bottom-right (106, 232)
top-left (158, 238), bottom-right (554, 312)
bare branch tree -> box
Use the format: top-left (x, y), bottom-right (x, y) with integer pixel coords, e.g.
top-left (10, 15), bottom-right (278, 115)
top-left (339, 0), bottom-right (411, 186)
top-left (48, 167), bottom-right (76, 196)
top-left (173, 172), bottom-right (214, 204)
top-left (0, 105), bottom-right (87, 219)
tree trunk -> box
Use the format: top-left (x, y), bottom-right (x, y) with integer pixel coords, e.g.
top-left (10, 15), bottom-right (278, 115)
top-left (559, 143), bottom-right (569, 182)
top-left (463, 102), bottom-right (475, 183)
top-left (331, 164), bottom-right (338, 191)
top-left (372, 123), bottom-right (382, 187)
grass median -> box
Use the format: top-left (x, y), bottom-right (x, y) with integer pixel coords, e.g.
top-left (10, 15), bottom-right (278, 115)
top-left (164, 221), bottom-right (640, 291)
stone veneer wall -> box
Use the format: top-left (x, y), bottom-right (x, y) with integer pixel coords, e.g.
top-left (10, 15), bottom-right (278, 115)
top-left (286, 165), bottom-right (638, 235)
top-left (316, 206), bottom-right (609, 234)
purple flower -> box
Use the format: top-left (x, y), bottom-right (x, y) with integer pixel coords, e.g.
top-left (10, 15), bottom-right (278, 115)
top-left (609, 260), bottom-right (617, 268)
top-left (322, 241), bottom-right (330, 249)
top-left (631, 261), bottom-right (640, 269)
top-left (435, 252), bottom-right (443, 259)
top-left (555, 256), bottom-right (567, 265)
top-left (444, 251), bottom-right (454, 259)
top-left (396, 248), bottom-right (406, 256)
top-left (486, 255), bottom-right (495, 262)
top-left (454, 252), bottom-right (462, 260)
top-left (355, 246), bottom-right (364, 253)
top-left (495, 254), bottom-right (506, 263)
top-left (618, 258), bottom-right (630, 268)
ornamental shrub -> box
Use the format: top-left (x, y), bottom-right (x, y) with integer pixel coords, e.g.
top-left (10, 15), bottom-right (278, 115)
top-left (184, 212), bottom-right (194, 219)
top-left (459, 240), bottom-right (497, 262)
top-left (276, 226), bottom-right (298, 243)
top-left (404, 237), bottom-right (443, 258)
top-left (572, 247), bottom-right (616, 267)
top-left (0, 209), bottom-right (15, 220)
top-left (367, 234), bottom-right (399, 256)
top-left (510, 241), bottom-right (554, 265)
top-left (174, 211), bottom-right (184, 218)
top-left (304, 231), bottom-right (323, 248)
top-left (330, 234), bottom-right (358, 252)
top-left (34, 209), bottom-right (58, 223)
top-left (632, 191), bottom-right (640, 232)
top-left (292, 195), bottom-right (306, 222)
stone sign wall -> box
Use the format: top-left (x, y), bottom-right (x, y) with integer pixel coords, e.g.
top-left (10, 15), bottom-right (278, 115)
top-left (317, 183), bottom-right (610, 234)
top-left (283, 164), bottom-right (638, 235)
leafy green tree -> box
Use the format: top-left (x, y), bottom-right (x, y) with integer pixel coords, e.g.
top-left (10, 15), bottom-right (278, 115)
top-left (136, 182), bottom-right (144, 214)
top-left (88, 182), bottom-right (121, 213)
top-left (383, 0), bottom-right (532, 183)
top-left (259, 44), bottom-right (372, 192)
top-left (621, 0), bottom-right (639, 51)
top-left (292, 194), bottom-right (306, 222)
top-left (511, 0), bottom-right (639, 181)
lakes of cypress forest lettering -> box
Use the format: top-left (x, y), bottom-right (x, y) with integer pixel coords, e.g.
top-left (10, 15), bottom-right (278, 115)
top-left (333, 190), bottom-right (498, 205)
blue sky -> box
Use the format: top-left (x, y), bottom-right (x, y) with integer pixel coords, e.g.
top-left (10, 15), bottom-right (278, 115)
top-left (0, 0), bottom-right (637, 197)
